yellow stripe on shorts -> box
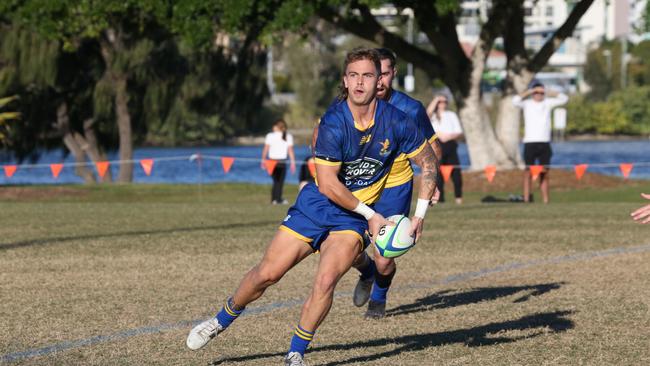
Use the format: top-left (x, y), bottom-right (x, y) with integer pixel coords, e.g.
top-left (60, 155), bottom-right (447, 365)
top-left (279, 225), bottom-right (313, 243)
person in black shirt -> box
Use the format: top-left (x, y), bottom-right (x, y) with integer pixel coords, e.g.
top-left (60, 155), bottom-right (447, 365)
top-left (298, 156), bottom-right (315, 191)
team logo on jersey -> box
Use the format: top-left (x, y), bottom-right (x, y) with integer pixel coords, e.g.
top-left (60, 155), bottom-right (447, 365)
top-left (342, 157), bottom-right (383, 186)
top-left (379, 139), bottom-right (391, 156)
top-left (359, 134), bottom-right (372, 145)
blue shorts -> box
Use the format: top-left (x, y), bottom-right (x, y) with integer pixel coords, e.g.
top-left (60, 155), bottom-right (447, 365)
top-left (280, 183), bottom-right (370, 252)
top-left (373, 181), bottom-right (413, 217)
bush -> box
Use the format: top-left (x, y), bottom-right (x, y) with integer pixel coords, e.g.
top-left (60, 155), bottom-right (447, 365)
top-left (609, 86), bottom-right (650, 135)
top-left (566, 87), bottom-right (650, 135)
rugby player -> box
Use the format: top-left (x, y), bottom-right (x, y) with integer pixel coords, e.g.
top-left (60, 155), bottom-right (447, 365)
top-left (339, 48), bottom-right (441, 318)
top-left (186, 47), bottom-right (438, 366)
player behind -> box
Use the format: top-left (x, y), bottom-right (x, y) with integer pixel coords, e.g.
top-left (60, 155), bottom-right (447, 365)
top-left (351, 48), bottom-right (441, 319)
top-left (186, 47), bottom-right (438, 366)
top-left (632, 193), bottom-right (650, 224)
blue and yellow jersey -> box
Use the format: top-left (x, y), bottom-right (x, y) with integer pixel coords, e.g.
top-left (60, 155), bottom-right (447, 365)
top-left (385, 90), bottom-right (437, 188)
top-left (314, 99), bottom-right (427, 205)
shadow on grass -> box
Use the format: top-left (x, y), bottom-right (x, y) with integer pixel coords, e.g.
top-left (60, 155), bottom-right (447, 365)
top-left (209, 310), bottom-right (574, 365)
top-left (0, 220), bottom-right (279, 251)
top-left (387, 282), bottom-right (564, 317)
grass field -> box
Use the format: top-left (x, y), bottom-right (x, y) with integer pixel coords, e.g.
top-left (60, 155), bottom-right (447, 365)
top-left (1, 181), bottom-right (650, 365)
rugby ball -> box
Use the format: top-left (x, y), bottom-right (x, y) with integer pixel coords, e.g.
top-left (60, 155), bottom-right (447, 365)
top-left (374, 215), bottom-right (415, 258)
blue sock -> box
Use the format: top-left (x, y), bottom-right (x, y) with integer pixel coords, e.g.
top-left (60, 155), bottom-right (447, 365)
top-left (370, 282), bottom-right (390, 303)
top-left (289, 325), bottom-right (315, 356)
top-left (359, 258), bottom-right (376, 280)
top-left (215, 298), bottom-right (244, 330)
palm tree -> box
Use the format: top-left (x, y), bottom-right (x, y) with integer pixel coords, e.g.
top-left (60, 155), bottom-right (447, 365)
top-left (0, 96), bottom-right (21, 144)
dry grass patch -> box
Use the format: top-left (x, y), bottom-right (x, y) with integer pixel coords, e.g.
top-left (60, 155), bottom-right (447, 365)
top-left (1, 184), bottom-right (649, 365)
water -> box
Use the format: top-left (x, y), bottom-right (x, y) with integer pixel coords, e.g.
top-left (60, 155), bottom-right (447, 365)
top-left (1, 140), bottom-right (648, 185)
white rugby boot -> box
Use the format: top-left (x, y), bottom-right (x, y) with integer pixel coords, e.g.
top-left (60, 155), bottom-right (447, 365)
top-left (186, 317), bottom-right (223, 350)
top-left (284, 352), bottom-right (307, 366)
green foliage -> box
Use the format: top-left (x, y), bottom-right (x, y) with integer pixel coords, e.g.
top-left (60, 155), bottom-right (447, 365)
top-left (167, 0), bottom-right (310, 47)
top-left (435, 0), bottom-right (461, 15)
top-left (143, 46), bottom-right (233, 145)
top-left (642, 0), bottom-right (650, 34)
top-left (0, 24), bottom-right (59, 93)
top-left (566, 97), bottom-right (627, 135)
top-left (139, 34), bottom-right (272, 144)
top-left (629, 40), bottom-right (650, 87)
top-left (1, 0), bottom-right (175, 50)
top-left (578, 38), bottom-right (650, 134)
top-left (584, 40), bottom-right (650, 101)
top-left (566, 86), bottom-right (650, 135)
top-left (280, 26), bottom-right (341, 128)
top-left (583, 41), bottom-right (623, 101)
top-left (0, 23), bottom-right (106, 158)
top-left (1, 0), bottom-right (273, 155)
top-left (608, 86), bottom-right (650, 135)
top-left (0, 95), bottom-right (20, 144)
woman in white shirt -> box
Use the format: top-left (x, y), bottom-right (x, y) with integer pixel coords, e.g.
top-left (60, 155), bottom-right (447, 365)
top-left (261, 119), bottom-right (296, 204)
top-left (427, 95), bottom-right (464, 204)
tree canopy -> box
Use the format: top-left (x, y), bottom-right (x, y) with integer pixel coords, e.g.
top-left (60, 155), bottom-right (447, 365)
top-left (1, 0), bottom-right (603, 172)
top-left (0, 0), bottom-right (275, 179)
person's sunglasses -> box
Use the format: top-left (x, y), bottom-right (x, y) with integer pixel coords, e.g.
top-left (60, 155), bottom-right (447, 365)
top-left (533, 92), bottom-right (545, 95)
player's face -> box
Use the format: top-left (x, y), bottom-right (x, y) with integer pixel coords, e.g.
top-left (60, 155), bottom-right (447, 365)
top-left (376, 59), bottom-right (395, 100)
top-left (344, 59), bottom-right (380, 106)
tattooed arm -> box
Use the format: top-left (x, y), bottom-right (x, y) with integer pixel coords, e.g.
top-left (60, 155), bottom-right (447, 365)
top-left (408, 143), bottom-right (439, 241)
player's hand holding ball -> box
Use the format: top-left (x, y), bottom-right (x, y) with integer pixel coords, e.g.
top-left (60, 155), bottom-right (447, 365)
top-left (367, 213), bottom-right (389, 243)
top-left (409, 216), bottom-right (424, 242)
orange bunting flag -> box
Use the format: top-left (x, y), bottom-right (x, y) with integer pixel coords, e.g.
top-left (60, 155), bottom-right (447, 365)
top-left (96, 161), bottom-right (110, 179)
top-left (440, 165), bottom-right (454, 183)
top-left (307, 159), bottom-right (316, 178)
top-left (484, 165), bottom-right (496, 183)
top-left (574, 164), bottom-right (588, 180)
top-left (140, 159), bottom-right (154, 176)
top-left (3, 165), bottom-right (16, 178)
top-left (221, 157), bottom-right (234, 173)
top-left (620, 163), bottom-right (633, 179)
top-left (264, 160), bottom-right (277, 176)
top-left (50, 163), bottom-right (64, 179)
top-left (529, 165), bottom-right (544, 181)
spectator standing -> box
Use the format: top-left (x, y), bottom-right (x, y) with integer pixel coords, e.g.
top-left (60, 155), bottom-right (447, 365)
top-left (427, 95), bottom-right (463, 204)
top-left (512, 82), bottom-right (568, 204)
top-left (261, 119), bottom-right (296, 204)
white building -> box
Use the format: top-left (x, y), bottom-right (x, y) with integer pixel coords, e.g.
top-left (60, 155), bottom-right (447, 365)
top-left (459, 0), bottom-right (635, 45)
top-left (457, 0), bottom-right (639, 91)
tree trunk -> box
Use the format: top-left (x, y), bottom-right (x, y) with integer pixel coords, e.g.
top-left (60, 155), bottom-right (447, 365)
top-left (496, 3), bottom-right (530, 168)
top-left (458, 96), bottom-right (516, 170)
top-left (495, 69), bottom-right (534, 167)
top-left (114, 75), bottom-right (133, 182)
top-left (82, 118), bottom-right (110, 167)
top-left (100, 28), bottom-right (133, 183)
top-left (56, 103), bottom-right (95, 183)
top-left (456, 44), bottom-right (516, 170)
top-left (71, 118), bottom-right (113, 183)
top-left (494, 96), bottom-right (523, 167)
